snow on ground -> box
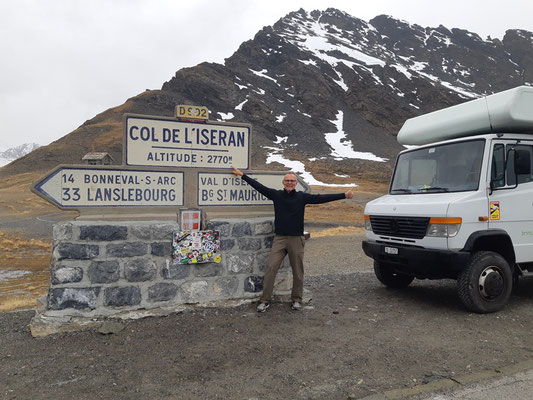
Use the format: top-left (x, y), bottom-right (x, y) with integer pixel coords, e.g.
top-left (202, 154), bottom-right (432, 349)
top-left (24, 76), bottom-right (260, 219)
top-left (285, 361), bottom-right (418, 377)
top-left (301, 21), bottom-right (385, 69)
top-left (235, 99), bottom-right (248, 110)
top-left (217, 112), bottom-right (234, 120)
top-left (262, 108), bottom-right (392, 187)
top-left (282, 16), bottom-right (385, 91)
top-left (265, 150), bottom-right (357, 187)
top-left (298, 59), bottom-right (317, 66)
top-left (275, 114), bottom-right (286, 123)
top-left (324, 111), bottom-right (387, 162)
top-left (249, 68), bottom-right (280, 86)
top-left (331, 72), bottom-right (348, 91)
top-left (281, 11), bottom-right (482, 100)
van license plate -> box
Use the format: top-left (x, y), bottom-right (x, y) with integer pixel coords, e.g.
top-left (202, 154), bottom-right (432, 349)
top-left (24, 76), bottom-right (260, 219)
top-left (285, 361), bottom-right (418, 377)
top-left (384, 247), bottom-right (398, 255)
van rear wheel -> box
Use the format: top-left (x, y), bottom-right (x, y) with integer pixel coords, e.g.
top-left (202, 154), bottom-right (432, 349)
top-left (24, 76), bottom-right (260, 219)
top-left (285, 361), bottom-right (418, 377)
top-left (374, 261), bottom-right (414, 288)
top-left (457, 251), bottom-right (512, 313)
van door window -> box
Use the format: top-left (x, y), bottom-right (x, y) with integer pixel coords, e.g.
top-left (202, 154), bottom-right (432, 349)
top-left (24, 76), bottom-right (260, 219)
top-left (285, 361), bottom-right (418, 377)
top-left (506, 144), bottom-right (533, 186)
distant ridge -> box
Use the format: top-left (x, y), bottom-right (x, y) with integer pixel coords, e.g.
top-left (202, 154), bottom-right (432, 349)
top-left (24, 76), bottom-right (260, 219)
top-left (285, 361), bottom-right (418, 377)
top-left (0, 143), bottom-right (41, 168)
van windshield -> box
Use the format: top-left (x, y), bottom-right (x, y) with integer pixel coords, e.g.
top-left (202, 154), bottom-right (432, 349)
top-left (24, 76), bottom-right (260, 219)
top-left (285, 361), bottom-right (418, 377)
top-left (390, 139), bottom-right (485, 194)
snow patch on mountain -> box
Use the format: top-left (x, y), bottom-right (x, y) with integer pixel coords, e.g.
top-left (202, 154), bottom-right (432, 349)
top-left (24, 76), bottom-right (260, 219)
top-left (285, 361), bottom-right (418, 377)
top-left (324, 111), bottom-right (387, 162)
top-left (278, 9), bottom-right (485, 100)
top-left (265, 149), bottom-right (358, 187)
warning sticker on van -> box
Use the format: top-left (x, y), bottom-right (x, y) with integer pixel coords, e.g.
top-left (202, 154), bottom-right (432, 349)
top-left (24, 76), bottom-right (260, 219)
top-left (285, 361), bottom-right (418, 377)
top-left (490, 201), bottom-right (500, 220)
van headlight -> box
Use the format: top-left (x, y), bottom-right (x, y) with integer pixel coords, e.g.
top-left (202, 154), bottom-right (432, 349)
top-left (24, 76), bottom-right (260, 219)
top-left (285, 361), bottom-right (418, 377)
top-left (364, 215), bottom-right (372, 230)
top-left (426, 218), bottom-right (462, 237)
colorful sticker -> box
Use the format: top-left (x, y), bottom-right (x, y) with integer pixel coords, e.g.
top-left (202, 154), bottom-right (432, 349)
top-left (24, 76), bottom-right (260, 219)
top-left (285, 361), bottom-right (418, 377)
top-left (172, 230), bottom-right (221, 264)
top-left (490, 201), bottom-right (500, 221)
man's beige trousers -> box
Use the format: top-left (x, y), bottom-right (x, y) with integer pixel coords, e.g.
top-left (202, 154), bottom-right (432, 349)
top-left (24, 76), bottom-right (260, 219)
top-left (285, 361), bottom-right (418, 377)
top-left (260, 235), bottom-right (305, 303)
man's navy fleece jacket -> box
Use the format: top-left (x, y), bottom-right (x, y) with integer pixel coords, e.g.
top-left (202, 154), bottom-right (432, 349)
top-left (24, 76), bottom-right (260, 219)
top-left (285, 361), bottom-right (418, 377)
top-left (242, 174), bottom-right (346, 236)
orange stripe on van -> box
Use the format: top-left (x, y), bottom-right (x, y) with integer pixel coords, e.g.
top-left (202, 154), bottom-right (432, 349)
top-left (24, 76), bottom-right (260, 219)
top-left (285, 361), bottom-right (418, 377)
top-left (429, 217), bottom-right (462, 224)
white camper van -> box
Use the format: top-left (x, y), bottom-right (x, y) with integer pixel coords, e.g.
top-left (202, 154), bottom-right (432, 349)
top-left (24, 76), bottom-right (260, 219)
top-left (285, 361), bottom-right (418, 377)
top-left (362, 86), bottom-right (533, 313)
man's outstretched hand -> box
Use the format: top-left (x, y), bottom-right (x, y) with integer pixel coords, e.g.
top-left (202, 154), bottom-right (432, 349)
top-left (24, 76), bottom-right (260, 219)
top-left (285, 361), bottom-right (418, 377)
top-left (345, 189), bottom-right (355, 199)
top-left (231, 166), bottom-right (244, 176)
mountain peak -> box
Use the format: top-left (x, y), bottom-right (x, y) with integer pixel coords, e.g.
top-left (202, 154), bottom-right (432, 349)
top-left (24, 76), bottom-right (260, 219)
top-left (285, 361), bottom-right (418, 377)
top-left (2, 9), bottom-right (533, 185)
top-left (0, 143), bottom-right (41, 168)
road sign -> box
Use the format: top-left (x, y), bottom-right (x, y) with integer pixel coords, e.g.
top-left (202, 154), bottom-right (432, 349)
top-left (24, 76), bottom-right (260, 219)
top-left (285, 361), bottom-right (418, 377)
top-left (125, 114), bottom-right (251, 169)
top-left (197, 172), bottom-right (310, 206)
top-left (32, 165), bottom-right (184, 208)
top-left (176, 105), bottom-right (209, 120)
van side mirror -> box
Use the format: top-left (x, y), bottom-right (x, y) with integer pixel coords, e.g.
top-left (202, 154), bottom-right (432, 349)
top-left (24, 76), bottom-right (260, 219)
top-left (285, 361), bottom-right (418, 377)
top-left (515, 149), bottom-right (531, 175)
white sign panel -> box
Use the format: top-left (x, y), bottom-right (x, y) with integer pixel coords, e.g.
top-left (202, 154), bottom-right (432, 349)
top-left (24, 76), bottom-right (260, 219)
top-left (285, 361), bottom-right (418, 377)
top-left (125, 115), bottom-right (250, 169)
top-left (33, 166), bottom-right (184, 208)
top-left (198, 173), bottom-right (309, 206)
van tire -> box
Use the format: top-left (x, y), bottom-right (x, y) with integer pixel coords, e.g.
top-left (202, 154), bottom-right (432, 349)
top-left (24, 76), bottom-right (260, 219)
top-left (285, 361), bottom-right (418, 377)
top-left (457, 251), bottom-right (512, 313)
top-left (374, 261), bottom-right (414, 288)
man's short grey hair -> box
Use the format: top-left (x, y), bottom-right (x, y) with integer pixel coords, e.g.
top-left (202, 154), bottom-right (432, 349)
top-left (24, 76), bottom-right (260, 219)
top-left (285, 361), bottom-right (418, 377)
top-left (283, 172), bottom-right (298, 178)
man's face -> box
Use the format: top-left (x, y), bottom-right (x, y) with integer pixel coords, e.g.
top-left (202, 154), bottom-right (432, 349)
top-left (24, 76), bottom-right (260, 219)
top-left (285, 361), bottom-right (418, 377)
top-left (282, 174), bottom-right (297, 192)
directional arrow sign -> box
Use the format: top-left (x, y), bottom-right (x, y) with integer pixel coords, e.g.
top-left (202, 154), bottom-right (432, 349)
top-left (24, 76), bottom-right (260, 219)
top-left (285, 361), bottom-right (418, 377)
top-left (32, 165), bottom-right (184, 208)
top-left (197, 172), bottom-right (310, 206)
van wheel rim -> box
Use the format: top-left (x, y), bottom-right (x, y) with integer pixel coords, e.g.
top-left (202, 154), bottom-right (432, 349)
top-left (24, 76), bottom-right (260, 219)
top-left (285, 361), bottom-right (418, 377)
top-left (478, 266), bottom-right (504, 299)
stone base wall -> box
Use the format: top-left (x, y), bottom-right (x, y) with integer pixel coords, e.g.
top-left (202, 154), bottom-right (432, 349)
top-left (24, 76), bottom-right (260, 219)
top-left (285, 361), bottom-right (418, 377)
top-left (45, 218), bottom-right (291, 318)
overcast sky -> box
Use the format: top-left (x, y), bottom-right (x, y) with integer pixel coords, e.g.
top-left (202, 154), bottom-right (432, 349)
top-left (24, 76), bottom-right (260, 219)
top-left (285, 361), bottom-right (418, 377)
top-left (1, 0), bottom-right (532, 150)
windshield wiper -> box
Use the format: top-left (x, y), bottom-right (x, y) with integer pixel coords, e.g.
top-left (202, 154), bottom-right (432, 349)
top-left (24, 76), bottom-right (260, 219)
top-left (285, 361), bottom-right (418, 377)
top-left (390, 188), bottom-right (412, 193)
top-left (421, 186), bottom-right (449, 192)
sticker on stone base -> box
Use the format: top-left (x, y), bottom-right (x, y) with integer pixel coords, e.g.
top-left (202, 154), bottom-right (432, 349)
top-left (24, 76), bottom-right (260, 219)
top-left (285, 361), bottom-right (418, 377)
top-left (172, 230), bottom-right (221, 264)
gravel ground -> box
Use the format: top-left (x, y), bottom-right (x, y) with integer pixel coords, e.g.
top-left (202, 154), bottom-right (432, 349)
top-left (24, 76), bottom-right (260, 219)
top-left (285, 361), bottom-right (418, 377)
top-left (304, 230), bottom-right (371, 276)
top-left (4, 272), bottom-right (533, 400)
top-left (3, 211), bottom-right (533, 399)
top-left (3, 230), bottom-right (533, 399)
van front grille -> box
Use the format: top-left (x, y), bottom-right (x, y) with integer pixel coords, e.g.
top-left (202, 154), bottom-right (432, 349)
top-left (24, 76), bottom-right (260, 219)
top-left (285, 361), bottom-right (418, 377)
top-left (369, 216), bottom-right (429, 239)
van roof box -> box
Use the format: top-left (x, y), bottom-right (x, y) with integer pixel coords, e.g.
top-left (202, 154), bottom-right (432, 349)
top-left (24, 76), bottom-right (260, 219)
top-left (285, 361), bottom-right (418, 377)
top-left (397, 86), bottom-right (533, 145)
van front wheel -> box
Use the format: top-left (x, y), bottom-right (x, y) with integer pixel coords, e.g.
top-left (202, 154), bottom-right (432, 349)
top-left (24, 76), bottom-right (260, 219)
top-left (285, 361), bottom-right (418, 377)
top-left (374, 261), bottom-right (414, 288)
top-left (457, 251), bottom-right (512, 313)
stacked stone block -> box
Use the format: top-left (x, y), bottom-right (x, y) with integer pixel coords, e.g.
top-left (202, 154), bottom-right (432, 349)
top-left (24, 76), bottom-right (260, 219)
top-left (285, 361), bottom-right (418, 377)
top-left (47, 218), bottom-right (291, 317)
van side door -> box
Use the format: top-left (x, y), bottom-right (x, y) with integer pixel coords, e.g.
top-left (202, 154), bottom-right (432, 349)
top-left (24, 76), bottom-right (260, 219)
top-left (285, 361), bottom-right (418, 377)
top-left (489, 140), bottom-right (533, 262)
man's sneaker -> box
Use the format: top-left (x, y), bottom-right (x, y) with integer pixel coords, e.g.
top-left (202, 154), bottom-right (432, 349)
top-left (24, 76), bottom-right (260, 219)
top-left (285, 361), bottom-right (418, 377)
top-left (291, 301), bottom-right (302, 311)
top-left (256, 302), bottom-right (270, 313)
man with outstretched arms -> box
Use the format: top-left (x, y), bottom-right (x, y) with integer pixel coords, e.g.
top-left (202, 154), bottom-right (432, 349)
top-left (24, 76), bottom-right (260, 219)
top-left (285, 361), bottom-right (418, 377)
top-left (231, 166), bottom-right (354, 312)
